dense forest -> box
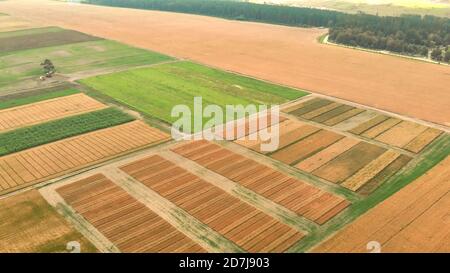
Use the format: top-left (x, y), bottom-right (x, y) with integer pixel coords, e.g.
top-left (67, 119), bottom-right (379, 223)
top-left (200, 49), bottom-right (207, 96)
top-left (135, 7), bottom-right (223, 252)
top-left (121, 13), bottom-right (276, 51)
top-left (86, 0), bottom-right (450, 63)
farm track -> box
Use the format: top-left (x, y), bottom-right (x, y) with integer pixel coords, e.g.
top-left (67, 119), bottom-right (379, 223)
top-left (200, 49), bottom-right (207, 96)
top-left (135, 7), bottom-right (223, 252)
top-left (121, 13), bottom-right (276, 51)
top-left (57, 174), bottom-right (205, 253)
top-left (0, 93), bottom-right (106, 132)
top-left (121, 155), bottom-right (305, 253)
top-left (0, 121), bottom-right (169, 196)
top-left (172, 140), bottom-right (350, 225)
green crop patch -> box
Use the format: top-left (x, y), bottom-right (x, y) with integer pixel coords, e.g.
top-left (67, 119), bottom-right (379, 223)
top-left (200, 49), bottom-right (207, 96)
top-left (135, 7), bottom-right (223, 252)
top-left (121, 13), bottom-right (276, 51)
top-left (0, 27), bottom-right (100, 53)
top-left (0, 88), bottom-right (80, 110)
top-left (80, 61), bottom-right (308, 128)
top-left (0, 107), bottom-right (134, 156)
top-left (0, 39), bottom-right (173, 94)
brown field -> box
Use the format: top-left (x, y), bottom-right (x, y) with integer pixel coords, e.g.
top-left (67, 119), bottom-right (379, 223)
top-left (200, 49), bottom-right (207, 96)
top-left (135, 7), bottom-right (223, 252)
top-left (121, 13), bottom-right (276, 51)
top-left (360, 118), bottom-right (402, 139)
top-left (313, 156), bottom-right (450, 253)
top-left (0, 190), bottom-right (96, 253)
top-left (57, 174), bottom-right (205, 253)
top-left (271, 130), bottom-right (344, 165)
top-left (0, 28), bottom-right (99, 52)
top-left (295, 138), bottom-right (360, 173)
top-left (0, 93), bottom-right (106, 133)
top-left (312, 142), bottom-right (387, 184)
top-left (323, 108), bottom-right (365, 126)
top-left (340, 150), bottom-right (401, 191)
top-left (0, 121), bottom-right (169, 195)
top-left (172, 140), bottom-right (350, 225)
top-left (121, 155), bottom-right (304, 252)
top-left (1, 0), bottom-right (449, 126)
top-left (403, 128), bottom-right (443, 153)
top-left (0, 14), bottom-right (40, 32)
top-left (348, 115), bottom-right (390, 135)
top-left (357, 155), bottom-right (412, 196)
top-left (375, 121), bottom-right (428, 148)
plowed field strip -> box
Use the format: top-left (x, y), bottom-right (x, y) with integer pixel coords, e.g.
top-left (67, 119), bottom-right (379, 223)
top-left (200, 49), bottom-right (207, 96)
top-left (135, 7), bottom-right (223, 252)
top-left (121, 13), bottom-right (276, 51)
top-left (324, 109), bottom-right (365, 126)
top-left (360, 118), bottom-right (402, 139)
top-left (271, 130), bottom-right (344, 165)
top-left (403, 128), bottom-right (443, 154)
top-left (0, 121), bottom-right (169, 195)
top-left (375, 121), bottom-right (428, 148)
top-left (57, 174), bottom-right (204, 253)
top-left (348, 115), bottom-right (390, 135)
top-left (313, 142), bottom-right (386, 184)
top-left (121, 155), bottom-right (305, 252)
top-left (171, 140), bottom-right (350, 224)
top-left (0, 94), bottom-right (106, 132)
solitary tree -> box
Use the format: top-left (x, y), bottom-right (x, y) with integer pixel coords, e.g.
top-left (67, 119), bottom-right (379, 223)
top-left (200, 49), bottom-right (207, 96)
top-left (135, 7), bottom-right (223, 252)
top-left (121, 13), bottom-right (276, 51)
top-left (40, 59), bottom-right (55, 77)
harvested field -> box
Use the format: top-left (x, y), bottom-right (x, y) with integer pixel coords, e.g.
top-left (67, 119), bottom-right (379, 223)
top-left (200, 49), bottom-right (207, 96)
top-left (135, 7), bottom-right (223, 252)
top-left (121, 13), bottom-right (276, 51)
top-left (234, 119), bottom-right (319, 153)
top-left (403, 128), bottom-right (443, 153)
top-left (0, 88), bottom-right (79, 111)
top-left (313, 156), bottom-right (450, 253)
top-left (312, 142), bottom-right (387, 184)
top-left (357, 155), bottom-right (412, 196)
top-left (348, 115), bottom-right (390, 135)
top-left (57, 174), bottom-right (204, 253)
top-left (0, 190), bottom-right (96, 253)
top-left (0, 27), bottom-right (99, 53)
top-left (0, 93), bottom-right (106, 133)
top-left (323, 108), bottom-right (365, 126)
top-left (172, 140), bottom-right (350, 225)
top-left (295, 138), bottom-right (360, 173)
top-left (271, 130), bottom-right (344, 165)
top-left (340, 150), bottom-right (402, 191)
top-left (311, 105), bottom-right (354, 123)
top-left (375, 121), bottom-right (428, 148)
top-left (0, 15), bottom-right (39, 32)
top-left (360, 118), bottom-right (402, 139)
top-left (121, 155), bottom-right (304, 252)
top-left (1, 0), bottom-right (449, 126)
top-left (0, 121), bottom-right (169, 195)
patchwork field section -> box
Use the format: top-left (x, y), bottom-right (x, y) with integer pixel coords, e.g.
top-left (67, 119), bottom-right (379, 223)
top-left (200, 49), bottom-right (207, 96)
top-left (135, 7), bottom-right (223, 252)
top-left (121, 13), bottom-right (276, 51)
top-left (234, 117), bottom-right (413, 195)
top-left (121, 155), bottom-right (304, 252)
top-left (80, 61), bottom-right (308, 126)
top-left (284, 97), bottom-right (444, 154)
top-left (0, 121), bottom-right (169, 195)
top-left (57, 174), bottom-right (204, 253)
top-left (0, 93), bottom-right (106, 132)
top-left (313, 156), bottom-right (450, 253)
top-left (0, 190), bottom-right (96, 253)
top-left (0, 38), bottom-right (172, 95)
top-left (0, 26), bottom-right (100, 53)
top-left (172, 140), bottom-right (350, 224)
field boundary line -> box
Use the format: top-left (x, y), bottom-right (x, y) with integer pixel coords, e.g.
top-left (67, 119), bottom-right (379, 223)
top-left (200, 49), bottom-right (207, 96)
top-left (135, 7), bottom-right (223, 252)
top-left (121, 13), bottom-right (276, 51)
top-left (39, 185), bottom-right (119, 253)
top-left (161, 150), bottom-right (316, 233)
top-left (103, 166), bottom-right (243, 253)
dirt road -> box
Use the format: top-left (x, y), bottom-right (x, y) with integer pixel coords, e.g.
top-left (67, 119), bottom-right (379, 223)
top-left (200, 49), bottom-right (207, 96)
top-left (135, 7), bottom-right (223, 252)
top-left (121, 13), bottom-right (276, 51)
top-left (1, 0), bottom-right (449, 127)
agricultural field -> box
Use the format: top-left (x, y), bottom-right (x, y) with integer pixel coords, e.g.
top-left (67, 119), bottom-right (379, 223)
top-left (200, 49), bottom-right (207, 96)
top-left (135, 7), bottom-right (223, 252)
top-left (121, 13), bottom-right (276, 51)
top-left (80, 61), bottom-right (308, 128)
top-left (0, 93), bottom-right (107, 132)
top-left (171, 140), bottom-right (350, 225)
top-left (0, 28), bottom-right (173, 94)
top-left (0, 26), bottom-right (100, 52)
top-left (0, 190), bottom-right (96, 253)
top-left (0, 13), bottom-right (42, 32)
top-left (313, 155), bottom-right (450, 253)
top-left (284, 96), bottom-right (445, 153)
top-left (2, 0), bottom-right (449, 126)
top-left (121, 155), bottom-right (305, 252)
top-left (57, 174), bottom-right (206, 253)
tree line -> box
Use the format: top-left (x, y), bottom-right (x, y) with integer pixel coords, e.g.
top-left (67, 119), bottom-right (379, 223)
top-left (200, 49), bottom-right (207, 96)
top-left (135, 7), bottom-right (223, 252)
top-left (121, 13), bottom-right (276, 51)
top-left (86, 0), bottom-right (450, 63)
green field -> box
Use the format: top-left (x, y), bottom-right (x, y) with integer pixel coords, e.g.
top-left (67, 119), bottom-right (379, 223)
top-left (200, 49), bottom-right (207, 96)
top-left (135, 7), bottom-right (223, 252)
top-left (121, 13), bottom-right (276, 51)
top-left (80, 61), bottom-right (308, 129)
top-left (0, 39), bottom-right (173, 94)
top-left (0, 88), bottom-right (80, 110)
top-left (0, 107), bottom-right (134, 156)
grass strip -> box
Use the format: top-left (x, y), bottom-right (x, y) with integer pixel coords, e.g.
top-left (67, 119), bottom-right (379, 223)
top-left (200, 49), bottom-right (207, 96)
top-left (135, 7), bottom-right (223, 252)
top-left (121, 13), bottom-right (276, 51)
top-left (0, 107), bottom-right (134, 156)
top-left (0, 88), bottom-right (80, 110)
